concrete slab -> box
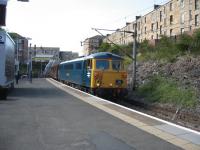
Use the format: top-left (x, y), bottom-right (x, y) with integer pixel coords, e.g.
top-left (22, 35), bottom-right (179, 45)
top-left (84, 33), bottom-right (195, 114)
top-left (184, 143), bottom-right (200, 150)
top-left (178, 133), bottom-right (200, 145)
top-left (104, 104), bottom-right (164, 126)
top-left (155, 124), bottom-right (190, 135)
top-left (167, 138), bottom-right (190, 146)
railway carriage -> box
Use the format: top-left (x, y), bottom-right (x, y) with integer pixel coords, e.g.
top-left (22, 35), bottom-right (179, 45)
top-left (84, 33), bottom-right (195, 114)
top-left (51, 52), bottom-right (128, 97)
top-left (0, 31), bottom-right (15, 99)
top-left (48, 64), bottom-right (59, 80)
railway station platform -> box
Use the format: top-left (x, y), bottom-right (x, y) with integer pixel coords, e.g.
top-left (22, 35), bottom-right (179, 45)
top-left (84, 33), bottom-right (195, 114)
top-left (48, 78), bottom-right (200, 150)
top-left (0, 78), bottom-right (199, 150)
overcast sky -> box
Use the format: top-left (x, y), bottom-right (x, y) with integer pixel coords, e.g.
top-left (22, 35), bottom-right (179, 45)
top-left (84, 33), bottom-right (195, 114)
top-left (5, 0), bottom-right (167, 55)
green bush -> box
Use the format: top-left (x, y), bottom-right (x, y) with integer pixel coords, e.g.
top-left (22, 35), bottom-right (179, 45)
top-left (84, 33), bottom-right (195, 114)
top-left (137, 75), bottom-right (198, 108)
top-left (123, 56), bottom-right (132, 68)
top-left (192, 29), bottom-right (200, 53)
top-left (138, 36), bottom-right (181, 62)
top-left (176, 33), bottom-right (193, 52)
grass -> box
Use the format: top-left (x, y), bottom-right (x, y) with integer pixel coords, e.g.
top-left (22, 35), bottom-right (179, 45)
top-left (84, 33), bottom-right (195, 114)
top-left (137, 75), bottom-right (198, 108)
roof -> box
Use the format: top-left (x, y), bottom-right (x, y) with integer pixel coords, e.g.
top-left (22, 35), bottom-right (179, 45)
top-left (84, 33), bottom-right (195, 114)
top-left (60, 52), bottom-right (123, 65)
top-left (86, 52), bottom-right (123, 60)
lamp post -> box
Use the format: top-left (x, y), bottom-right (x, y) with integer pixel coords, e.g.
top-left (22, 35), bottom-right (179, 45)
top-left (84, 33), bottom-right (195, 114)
top-left (16, 37), bottom-right (19, 77)
top-left (0, 0), bottom-right (29, 26)
top-left (0, 0), bottom-right (7, 26)
top-left (132, 22), bottom-right (137, 90)
top-left (27, 42), bottom-right (32, 82)
top-left (25, 37), bottom-right (31, 81)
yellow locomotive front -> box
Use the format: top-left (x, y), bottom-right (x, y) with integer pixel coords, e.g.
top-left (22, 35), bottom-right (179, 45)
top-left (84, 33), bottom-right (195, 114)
top-left (90, 58), bottom-right (128, 97)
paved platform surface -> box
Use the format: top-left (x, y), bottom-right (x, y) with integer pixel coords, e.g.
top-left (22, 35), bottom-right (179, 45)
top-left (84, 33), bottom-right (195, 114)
top-left (0, 78), bottom-right (199, 150)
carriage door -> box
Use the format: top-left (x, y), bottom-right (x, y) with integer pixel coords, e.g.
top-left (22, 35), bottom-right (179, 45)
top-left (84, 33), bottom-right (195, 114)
top-left (82, 59), bottom-right (92, 87)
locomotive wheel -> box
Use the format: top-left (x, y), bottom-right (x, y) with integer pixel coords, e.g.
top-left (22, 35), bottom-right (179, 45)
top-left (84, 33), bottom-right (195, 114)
top-left (89, 89), bottom-right (95, 95)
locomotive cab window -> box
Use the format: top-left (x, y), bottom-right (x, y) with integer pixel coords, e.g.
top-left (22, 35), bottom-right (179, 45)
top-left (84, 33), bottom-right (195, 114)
top-left (96, 60), bottom-right (109, 70)
top-left (112, 60), bottom-right (123, 70)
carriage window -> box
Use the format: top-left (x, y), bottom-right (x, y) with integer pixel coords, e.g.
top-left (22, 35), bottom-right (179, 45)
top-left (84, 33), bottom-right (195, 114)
top-left (96, 60), bottom-right (109, 70)
top-left (76, 63), bottom-right (82, 70)
top-left (65, 64), bottom-right (73, 70)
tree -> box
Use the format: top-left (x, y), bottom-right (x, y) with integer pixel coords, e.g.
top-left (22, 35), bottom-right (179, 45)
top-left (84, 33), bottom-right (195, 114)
top-left (98, 42), bottom-right (111, 52)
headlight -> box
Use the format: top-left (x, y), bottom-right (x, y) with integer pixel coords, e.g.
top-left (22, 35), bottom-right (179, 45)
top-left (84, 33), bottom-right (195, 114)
top-left (115, 80), bottom-right (123, 85)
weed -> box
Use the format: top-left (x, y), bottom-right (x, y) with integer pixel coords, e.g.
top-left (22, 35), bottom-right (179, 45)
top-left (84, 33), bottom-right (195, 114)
top-left (137, 75), bottom-right (198, 108)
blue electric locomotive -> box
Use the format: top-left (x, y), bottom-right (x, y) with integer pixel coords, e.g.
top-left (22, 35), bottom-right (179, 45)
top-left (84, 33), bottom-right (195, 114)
top-left (54, 52), bottom-right (128, 97)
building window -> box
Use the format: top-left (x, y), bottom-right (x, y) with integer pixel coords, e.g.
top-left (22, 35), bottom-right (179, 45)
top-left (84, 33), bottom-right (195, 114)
top-left (138, 22), bottom-right (140, 30)
top-left (138, 34), bottom-right (140, 41)
top-left (195, 0), bottom-right (199, 10)
top-left (164, 18), bottom-right (167, 27)
top-left (164, 6), bottom-right (166, 14)
top-left (189, 10), bottom-right (192, 21)
top-left (151, 23), bottom-right (154, 31)
top-left (160, 11), bottom-right (162, 22)
top-left (145, 27), bottom-right (147, 34)
top-left (195, 14), bottom-right (199, 26)
top-left (180, 0), bottom-right (184, 8)
top-left (170, 15), bottom-right (173, 25)
top-left (170, 3), bottom-right (173, 11)
top-left (156, 34), bottom-right (159, 39)
top-left (170, 29), bottom-right (173, 37)
top-left (190, 26), bottom-right (192, 31)
top-left (181, 13), bottom-right (185, 24)
top-left (160, 25), bottom-right (162, 34)
top-left (151, 35), bottom-right (154, 39)
top-left (156, 22), bottom-right (158, 30)
top-left (181, 28), bottom-right (184, 34)
top-left (144, 17), bottom-right (146, 23)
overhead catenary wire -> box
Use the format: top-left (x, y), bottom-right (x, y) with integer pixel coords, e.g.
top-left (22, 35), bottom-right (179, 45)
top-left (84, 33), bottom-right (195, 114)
top-left (92, 28), bottom-right (134, 60)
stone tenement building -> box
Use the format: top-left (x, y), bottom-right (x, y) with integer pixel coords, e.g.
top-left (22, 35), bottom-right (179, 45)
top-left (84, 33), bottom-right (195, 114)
top-left (104, 0), bottom-right (200, 45)
top-left (83, 35), bottom-right (104, 56)
top-left (9, 33), bottom-right (29, 64)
